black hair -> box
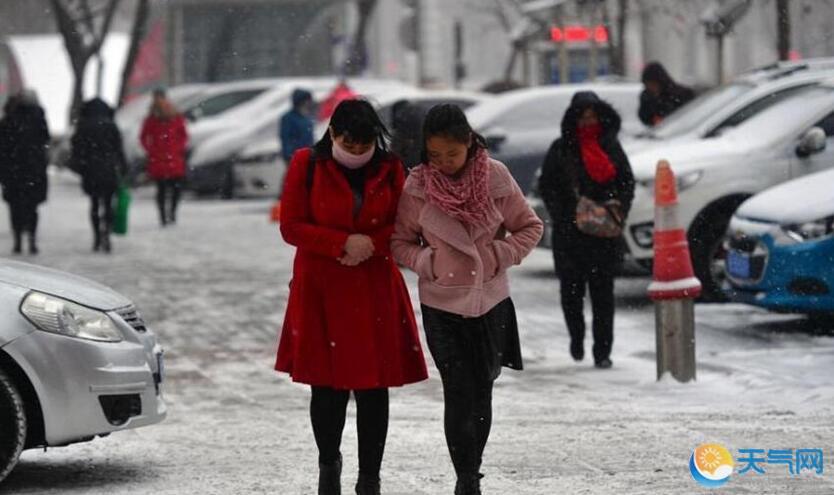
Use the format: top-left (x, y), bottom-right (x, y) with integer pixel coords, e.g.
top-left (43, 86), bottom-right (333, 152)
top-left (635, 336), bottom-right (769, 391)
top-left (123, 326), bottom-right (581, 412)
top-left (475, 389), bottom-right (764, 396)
top-left (313, 99), bottom-right (390, 157)
top-left (641, 62), bottom-right (674, 89)
top-left (420, 103), bottom-right (487, 164)
top-left (152, 87), bottom-right (167, 98)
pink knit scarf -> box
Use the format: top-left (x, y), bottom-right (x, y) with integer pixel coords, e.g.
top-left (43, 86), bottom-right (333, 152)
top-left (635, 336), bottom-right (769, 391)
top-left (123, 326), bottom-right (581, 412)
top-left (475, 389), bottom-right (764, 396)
top-left (415, 148), bottom-right (501, 229)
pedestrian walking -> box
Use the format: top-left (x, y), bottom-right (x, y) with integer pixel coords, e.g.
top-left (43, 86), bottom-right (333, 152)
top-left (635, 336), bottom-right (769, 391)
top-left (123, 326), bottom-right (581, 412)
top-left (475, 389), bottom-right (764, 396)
top-left (391, 104), bottom-right (543, 495)
top-left (0, 91), bottom-right (50, 255)
top-left (280, 88), bottom-right (315, 163)
top-left (389, 100), bottom-right (424, 170)
top-left (638, 61), bottom-right (695, 127)
top-left (317, 79), bottom-right (357, 122)
top-left (538, 91), bottom-right (635, 369)
top-left (275, 99), bottom-right (428, 495)
top-left (140, 88), bottom-right (188, 226)
top-left (69, 98), bottom-right (128, 253)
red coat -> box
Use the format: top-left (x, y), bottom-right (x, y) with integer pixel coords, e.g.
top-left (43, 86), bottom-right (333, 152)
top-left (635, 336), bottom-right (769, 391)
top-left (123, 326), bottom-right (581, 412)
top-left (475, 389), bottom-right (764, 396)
top-left (275, 148), bottom-right (428, 390)
top-left (140, 115), bottom-right (188, 180)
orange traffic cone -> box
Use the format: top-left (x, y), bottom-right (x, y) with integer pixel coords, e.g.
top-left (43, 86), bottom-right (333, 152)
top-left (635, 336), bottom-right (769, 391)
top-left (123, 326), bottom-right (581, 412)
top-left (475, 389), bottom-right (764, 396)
top-left (270, 200), bottom-right (282, 223)
top-left (648, 160), bottom-right (702, 300)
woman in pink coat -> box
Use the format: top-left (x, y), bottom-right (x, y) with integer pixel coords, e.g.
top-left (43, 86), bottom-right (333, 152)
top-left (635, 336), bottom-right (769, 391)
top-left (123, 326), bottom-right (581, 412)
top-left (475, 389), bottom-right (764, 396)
top-left (391, 104), bottom-right (543, 495)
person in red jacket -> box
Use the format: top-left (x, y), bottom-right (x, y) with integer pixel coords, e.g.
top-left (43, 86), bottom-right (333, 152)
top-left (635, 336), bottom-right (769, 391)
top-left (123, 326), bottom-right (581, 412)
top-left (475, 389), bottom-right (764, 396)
top-left (317, 79), bottom-right (357, 122)
top-left (275, 99), bottom-right (428, 495)
top-left (140, 88), bottom-right (188, 226)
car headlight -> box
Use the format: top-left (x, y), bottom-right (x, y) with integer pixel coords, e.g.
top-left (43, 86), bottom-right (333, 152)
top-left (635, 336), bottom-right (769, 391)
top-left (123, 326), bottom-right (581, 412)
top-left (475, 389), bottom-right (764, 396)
top-left (20, 292), bottom-right (123, 342)
top-left (639, 170), bottom-right (703, 193)
top-left (776, 216), bottom-right (834, 245)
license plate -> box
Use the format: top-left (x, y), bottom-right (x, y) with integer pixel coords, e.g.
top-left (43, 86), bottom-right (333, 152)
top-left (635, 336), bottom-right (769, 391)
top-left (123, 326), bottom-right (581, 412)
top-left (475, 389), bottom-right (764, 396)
top-left (727, 251), bottom-right (751, 279)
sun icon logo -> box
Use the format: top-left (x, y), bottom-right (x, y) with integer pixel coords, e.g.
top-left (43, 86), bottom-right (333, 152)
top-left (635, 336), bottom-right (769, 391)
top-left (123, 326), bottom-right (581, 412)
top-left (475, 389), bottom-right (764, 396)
top-left (690, 444), bottom-right (734, 488)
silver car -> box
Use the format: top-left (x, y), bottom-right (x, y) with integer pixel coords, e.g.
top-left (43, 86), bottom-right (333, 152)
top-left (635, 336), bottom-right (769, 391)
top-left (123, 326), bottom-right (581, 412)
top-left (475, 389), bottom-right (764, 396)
top-left (0, 261), bottom-right (166, 483)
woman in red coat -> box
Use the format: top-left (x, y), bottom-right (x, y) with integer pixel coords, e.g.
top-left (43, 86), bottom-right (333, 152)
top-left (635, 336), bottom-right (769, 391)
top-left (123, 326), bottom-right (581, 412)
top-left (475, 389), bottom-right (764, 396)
top-left (140, 88), bottom-right (188, 226)
top-left (276, 99), bottom-right (428, 495)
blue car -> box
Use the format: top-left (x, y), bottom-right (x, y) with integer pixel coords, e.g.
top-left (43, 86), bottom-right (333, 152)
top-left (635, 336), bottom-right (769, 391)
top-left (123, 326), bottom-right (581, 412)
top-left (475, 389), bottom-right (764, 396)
top-left (724, 168), bottom-right (834, 315)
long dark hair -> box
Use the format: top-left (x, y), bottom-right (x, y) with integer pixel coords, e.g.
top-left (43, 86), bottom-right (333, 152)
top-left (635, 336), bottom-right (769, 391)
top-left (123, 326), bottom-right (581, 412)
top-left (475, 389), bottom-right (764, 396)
top-left (313, 99), bottom-right (391, 158)
top-left (420, 103), bottom-right (487, 165)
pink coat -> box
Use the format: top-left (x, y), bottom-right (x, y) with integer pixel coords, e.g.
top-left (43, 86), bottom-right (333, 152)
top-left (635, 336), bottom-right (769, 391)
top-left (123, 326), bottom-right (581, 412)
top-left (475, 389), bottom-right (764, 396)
top-left (391, 159), bottom-right (543, 317)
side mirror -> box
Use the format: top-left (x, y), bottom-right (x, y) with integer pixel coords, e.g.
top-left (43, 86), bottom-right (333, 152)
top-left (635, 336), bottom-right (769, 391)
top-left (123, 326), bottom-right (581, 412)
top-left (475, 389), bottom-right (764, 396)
top-left (796, 127), bottom-right (826, 158)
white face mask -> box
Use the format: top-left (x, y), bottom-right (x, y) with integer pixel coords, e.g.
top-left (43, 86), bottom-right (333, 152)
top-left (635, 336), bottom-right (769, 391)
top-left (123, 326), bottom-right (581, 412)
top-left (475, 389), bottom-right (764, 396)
top-left (332, 140), bottom-right (375, 169)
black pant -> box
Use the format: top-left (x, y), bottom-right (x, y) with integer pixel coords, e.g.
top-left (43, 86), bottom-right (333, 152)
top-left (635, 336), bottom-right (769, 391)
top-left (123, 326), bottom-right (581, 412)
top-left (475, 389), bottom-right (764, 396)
top-left (8, 199), bottom-right (38, 239)
top-left (90, 193), bottom-right (114, 238)
top-left (423, 310), bottom-right (500, 479)
top-left (558, 252), bottom-right (616, 363)
top-left (155, 179), bottom-right (182, 224)
top-left (310, 386), bottom-right (389, 479)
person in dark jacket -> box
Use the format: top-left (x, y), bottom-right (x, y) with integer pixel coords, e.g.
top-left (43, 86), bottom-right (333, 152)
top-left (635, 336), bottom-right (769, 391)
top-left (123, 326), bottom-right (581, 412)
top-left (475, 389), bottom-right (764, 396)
top-left (70, 98), bottom-right (128, 253)
top-left (279, 88), bottom-right (315, 163)
top-left (538, 91), bottom-right (635, 369)
top-left (0, 91), bottom-right (50, 255)
top-left (638, 62), bottom-right (695, 127)
top-left (389, 100), bottom-right (424, 170)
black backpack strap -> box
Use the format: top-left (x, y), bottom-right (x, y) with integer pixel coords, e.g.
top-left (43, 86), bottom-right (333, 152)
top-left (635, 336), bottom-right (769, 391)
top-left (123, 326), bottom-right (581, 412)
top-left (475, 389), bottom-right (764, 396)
top-left (305, 148), bottom-right (317, 191)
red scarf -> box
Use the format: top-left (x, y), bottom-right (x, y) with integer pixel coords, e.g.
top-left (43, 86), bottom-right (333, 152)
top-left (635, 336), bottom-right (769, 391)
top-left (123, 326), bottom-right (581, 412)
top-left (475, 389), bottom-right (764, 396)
top-left (577, 124), bottom-right (617, 184)
top-left (414, 148), bottom-right (501, 229)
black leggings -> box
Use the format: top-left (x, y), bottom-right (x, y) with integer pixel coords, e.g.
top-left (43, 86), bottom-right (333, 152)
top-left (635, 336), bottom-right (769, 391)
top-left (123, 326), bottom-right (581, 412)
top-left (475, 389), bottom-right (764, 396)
top-left (8, 199), bottom-right (38, 236)
top-left (559, 257), bottom-right (615, 363)
top-left (423, 313), bottom-right (497, 478)
top-left (310, 386), bottom-right (389, 478)
top-left (155, 179), bottom-right (182, 223)
top-left (90, 193), bottom-right (114, 235)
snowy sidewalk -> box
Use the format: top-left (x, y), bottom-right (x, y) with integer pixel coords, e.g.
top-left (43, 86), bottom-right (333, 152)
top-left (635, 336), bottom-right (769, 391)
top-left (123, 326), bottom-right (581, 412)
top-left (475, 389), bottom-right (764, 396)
top-left (2, 173), bottom-right (833, 494)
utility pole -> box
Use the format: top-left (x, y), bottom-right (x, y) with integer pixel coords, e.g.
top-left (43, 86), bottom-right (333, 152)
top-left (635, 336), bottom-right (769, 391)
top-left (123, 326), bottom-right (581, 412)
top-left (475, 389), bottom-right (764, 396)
top-left (776, 0), bottom-right (790, 60)
top-left (418, 0), bottom-right (445, 86)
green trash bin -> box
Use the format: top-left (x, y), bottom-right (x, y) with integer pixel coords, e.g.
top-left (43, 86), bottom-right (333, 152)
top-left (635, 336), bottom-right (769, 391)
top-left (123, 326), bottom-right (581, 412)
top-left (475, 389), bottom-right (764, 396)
top-left (113, 184), bottom-right (132, 235)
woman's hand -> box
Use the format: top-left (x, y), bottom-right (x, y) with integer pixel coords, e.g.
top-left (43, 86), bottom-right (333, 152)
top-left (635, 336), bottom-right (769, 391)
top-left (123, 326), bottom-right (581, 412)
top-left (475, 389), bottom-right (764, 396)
top-left (340, 234), bottom-right (374, 266)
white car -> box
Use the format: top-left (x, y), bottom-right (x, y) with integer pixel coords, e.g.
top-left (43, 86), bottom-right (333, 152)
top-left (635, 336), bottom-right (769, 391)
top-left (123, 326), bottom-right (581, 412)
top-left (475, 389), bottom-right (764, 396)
top-left (623, 81), bottom-right (834, 299)
top-left (467, 83), bottom-right (646, 195)
top-left (625, 59), bottom-right (834, 154)
top-left (0, 261), bottom-right (165, 483)
top-left (217, 89), bottom-right (491, 199)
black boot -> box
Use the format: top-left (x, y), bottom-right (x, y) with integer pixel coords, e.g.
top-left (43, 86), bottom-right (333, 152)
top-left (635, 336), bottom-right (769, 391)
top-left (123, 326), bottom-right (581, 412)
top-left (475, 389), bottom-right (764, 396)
top-left (12, 230), bottom-right (21, 254)
top-left (570, 338), bottom-right (584, 362)
top-left (355, 474), bottom-right (380, 495)
top-left (318, 454), bottom-right (342, 495)
top-left (93, 231), bottom-right (101, 252)
top-left (28, 233), bottom-right (38, 255)
top-left (101, 233), bottom-right (112, 253)
top-left (454, 474), bottom-right (482, 495)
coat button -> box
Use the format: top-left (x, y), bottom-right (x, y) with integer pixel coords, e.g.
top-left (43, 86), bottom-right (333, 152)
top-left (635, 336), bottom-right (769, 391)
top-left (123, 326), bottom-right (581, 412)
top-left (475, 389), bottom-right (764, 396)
top-left (471, 270), bottom-right (477, 276)
top-left (330, 341), bottom-right (336, 347)
top-left (371, 218), bottom-right (379, 225)
top-left (448, 273), bottom-right (455, 278)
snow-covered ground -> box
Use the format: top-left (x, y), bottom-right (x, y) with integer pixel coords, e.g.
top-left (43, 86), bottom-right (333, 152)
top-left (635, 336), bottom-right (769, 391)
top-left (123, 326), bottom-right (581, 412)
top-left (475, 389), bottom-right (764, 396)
top-left (2, 171), bottom-right (833, 494)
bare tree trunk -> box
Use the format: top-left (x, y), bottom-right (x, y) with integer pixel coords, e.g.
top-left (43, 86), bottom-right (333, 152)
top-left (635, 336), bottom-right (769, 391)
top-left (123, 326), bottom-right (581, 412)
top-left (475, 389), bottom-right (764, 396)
top-left (776, 0), bottom-right (790, 60)
top-left (50, 0), bottom-right (121, 122)
top-left (118, 0), bottom-right (151, 107)
top-left (603, 0), bottom-right (628, 77)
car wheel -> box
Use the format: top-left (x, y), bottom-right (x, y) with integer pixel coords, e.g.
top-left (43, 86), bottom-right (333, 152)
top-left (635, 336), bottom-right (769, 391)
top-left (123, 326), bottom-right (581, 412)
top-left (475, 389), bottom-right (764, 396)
top-left (0, 368), bottom-right (26, 483)
top-left (689, 215), bottom-right (731, 302)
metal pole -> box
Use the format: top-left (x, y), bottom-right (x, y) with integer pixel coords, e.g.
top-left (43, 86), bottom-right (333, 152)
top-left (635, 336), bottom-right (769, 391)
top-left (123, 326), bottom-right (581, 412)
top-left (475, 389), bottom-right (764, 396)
top-left (655, 299), bottom-right (696, 382)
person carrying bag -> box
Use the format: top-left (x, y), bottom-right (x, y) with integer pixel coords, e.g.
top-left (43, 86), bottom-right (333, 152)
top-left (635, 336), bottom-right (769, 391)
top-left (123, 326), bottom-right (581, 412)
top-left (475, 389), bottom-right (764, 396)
top-left (538, 91), bottom-right (635, 369)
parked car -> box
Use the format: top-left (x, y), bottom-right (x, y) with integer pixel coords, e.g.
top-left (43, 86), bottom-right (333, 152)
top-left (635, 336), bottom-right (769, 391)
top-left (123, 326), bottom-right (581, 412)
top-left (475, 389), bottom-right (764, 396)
top-left (0, 261), bottom-right (166, 483)
top-left (466, 82), bottom-right (645, 195)
top-left (186, 80), bottom-right (454, 198)
top-left (723, 168), bottom-right (834, 317)
top-left (116, 79), bottom-right (280, 182)
top-left (624, 60), bottom-right (834, 154)
top-left (622, 81), bottom-right (834, 300)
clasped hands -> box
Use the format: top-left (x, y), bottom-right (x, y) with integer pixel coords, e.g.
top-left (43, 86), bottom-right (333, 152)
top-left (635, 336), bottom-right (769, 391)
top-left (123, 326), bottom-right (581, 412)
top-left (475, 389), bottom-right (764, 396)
top-left (338, 234), bottom-right (375, 266)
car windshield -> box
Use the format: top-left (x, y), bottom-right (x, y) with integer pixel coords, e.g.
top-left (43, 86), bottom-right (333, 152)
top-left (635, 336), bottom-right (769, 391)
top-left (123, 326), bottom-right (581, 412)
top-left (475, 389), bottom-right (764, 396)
top-left (650, 82), bottom-right (753, 139)
top-left (723, 86), bottom-right (834, 144)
